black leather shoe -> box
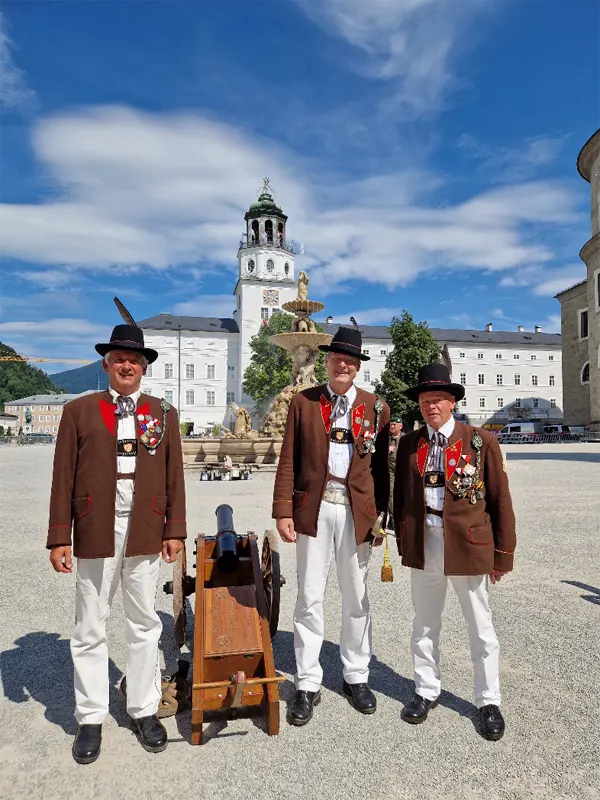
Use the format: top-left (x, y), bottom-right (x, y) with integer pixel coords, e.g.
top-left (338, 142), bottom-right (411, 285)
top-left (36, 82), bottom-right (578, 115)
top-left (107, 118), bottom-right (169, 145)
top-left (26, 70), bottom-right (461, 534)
top-left (131, 715), bottom-right (168, 752)
top-left (286, 690), bottom-right (321, 726)
top-left (72, 724), bottom-right (102, 764)
top-left (479, 704), bottom-right (505, 741)
top-left (401, 694), bottom-right (438, 724)
top-left (342, 680), bottom-right (377, 714)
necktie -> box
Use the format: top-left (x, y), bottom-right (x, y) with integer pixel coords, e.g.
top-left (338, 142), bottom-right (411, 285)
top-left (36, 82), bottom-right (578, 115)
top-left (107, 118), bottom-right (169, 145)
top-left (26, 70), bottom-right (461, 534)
top-left (115, 395), bottom-right (136, 417)
top-left (430, 431), bottom-right (447, 472)
top-left (331, 393), bottom-right (349, 421)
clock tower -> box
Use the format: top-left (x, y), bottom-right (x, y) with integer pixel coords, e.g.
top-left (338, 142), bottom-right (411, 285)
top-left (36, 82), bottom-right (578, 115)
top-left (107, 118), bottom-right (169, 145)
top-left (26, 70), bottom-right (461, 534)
top-left (234, 179), bottom-right (298, 407)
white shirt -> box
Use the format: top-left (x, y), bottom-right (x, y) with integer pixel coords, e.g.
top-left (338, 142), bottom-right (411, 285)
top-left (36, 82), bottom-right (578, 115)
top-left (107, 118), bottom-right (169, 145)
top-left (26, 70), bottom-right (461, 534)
top-left (425, 416), bottom-right (455, 528)
top-left (327, 382), bottom-right (357, 488)
top-left (109, 386), bottom-right (141, 514)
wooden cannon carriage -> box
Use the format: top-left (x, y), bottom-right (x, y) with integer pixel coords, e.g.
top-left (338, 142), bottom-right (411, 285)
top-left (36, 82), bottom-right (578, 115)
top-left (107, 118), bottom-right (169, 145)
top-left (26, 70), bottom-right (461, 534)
top-left (164, 504), bottom-right (284, 744)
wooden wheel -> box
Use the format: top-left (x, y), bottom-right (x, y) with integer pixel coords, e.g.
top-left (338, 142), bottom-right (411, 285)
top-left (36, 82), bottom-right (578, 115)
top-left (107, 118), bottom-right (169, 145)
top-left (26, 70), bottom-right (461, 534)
top-left (173, 546), bottom-right (187, 647)
top-left (261, 529), bottom-right (282, 639)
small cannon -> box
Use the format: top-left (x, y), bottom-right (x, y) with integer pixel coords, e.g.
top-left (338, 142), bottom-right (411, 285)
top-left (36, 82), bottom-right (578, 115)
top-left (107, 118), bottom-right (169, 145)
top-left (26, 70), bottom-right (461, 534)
top-left (164, 504), bottom-right (285, 744)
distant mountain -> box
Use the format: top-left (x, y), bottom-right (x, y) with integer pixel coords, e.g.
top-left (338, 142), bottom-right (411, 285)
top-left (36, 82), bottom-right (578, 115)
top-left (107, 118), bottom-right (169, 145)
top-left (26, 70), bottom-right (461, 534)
top-left (0, 342), bottom-right (63, 406)
top-left (52, 360), bottom-right (109, 394)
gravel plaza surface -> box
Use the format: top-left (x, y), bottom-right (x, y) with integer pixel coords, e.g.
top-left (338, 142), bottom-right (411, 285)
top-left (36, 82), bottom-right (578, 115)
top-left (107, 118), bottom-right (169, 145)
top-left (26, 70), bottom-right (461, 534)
top-left (0, 442), bottom-right (599, 800)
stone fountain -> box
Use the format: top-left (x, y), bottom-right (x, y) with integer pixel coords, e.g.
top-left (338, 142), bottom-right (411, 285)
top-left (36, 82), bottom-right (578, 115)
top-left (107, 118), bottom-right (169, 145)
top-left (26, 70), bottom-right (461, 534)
top-left (259, 271), bottom-right (332, 437)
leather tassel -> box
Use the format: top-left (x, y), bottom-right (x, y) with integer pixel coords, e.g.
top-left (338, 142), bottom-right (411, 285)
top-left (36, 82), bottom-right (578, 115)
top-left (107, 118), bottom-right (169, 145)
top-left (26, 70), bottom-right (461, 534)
top-left (380, 526), bottom-right (393, 582)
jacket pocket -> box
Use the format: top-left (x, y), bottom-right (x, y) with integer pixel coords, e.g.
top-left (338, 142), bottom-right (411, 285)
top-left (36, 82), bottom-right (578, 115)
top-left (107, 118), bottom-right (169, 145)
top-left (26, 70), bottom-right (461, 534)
top-left (293, 490), bottom-right (307, 508)
top-left (72, 496), bottom-right (91, 519)
top-left (468, 524), bottom-right (493, 545)
top-left (152, 495), bottom-right (167, 515)
top-left (366, 499), bottom-right (376, 517)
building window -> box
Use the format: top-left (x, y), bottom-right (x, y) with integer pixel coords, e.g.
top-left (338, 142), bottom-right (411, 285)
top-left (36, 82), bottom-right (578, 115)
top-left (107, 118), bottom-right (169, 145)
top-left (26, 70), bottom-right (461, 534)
top-left (479, 398), bottom-right (486, 408)
top-left (53, 426), bottom-right (58, 432)
top-left (145, 389), bottom-right (152, 396)
top-left (185, 390), bottom-right (195, 406)
top-left (228, 365), bottom-right (235, 377)
top-left (185, 364), bottom-right (195, 379)
top-left (207, 391), bottom-right (216, 406)
top-left (497, 398), bottom-right (504, 409)
top-left (579, 309), bottom-right (589, 340)
top-left (284, 262), bottom-right (290, 275)
top-left (261, 307), bottom-right (269, 321)
top-left (164, 363), bottom-right (173, 379)
top-left (164, 338), bottom-right (176, 347)
top-left (531, 375), bottom-right (538, 386)
top-left (380, 349), bottom-right (386, 356)
top-left (478, 374), bottom-right (485, 385)
top-left (496, 353), bottom-right (502, 360)
top-left (164, 390), bottom-right (174, 404)
top-left (364, 349), bottom-right (370, 355)
top-left (459, 352), bottom-right (465, 358)
top-left (226, 391), bottom-right (235, 404)
top-left (581, 362), bottom-right (590, 384)
top-left (549, 375), bottom-right (555, 386)
top-left (247, 259), bottom-right (255, 273)
top-left (477, 352), bottom-right (484, 359)
top-left (515, 398), bottom-right (521, 408)
top-left (532, 398), bottom-right (539, 408)
top-left (266, 259), bottom-right (275, 273)
top-left (496, 375), bottom-right (503, 386)
top-left (550, 398), bottom-right (556, 408)
top-left (548, 355), bottom-right (554, 361)
top-left (46, 415), bottom-right (51, 422)
top-left (364, 370), bottom-right (371, 383)
top-left (207, 364), bottom-right (215, 380)
top-left (513, 354), bottom-right (519, 360)
top-left (514, 374), bottom-right (521, 385)
top-left (461, 399), bottom-right (467, 407)
top-left (531, 354), bottom-right (537, 361)
top-left (460, 373), bottom-right (466, 385)
top-left (146, 364), bottom-right (153, 377)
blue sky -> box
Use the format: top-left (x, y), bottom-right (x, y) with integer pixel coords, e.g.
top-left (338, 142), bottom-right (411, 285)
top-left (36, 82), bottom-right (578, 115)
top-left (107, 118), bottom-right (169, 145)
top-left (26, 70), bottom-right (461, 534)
top-left (0, 0), bottom-right (598, 373)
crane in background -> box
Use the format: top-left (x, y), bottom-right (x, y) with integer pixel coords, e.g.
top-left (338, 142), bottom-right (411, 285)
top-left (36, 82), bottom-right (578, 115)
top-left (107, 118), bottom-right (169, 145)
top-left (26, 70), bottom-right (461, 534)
top-left (0, 355), bottom-right (92, 364)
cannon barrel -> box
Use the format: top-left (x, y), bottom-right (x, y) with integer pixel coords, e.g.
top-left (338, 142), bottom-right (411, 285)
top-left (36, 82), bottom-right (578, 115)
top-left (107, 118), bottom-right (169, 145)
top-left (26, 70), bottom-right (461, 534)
top-left (215, 503), bottom-right (239, 573)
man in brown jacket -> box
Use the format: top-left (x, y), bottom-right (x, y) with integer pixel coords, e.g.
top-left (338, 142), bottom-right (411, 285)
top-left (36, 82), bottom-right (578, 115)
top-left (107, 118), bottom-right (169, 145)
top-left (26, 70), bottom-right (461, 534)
top-left (47, 310), bottom-right (186, 764)
top-left (394, 363), bottom-right (515, 741)
top-left (273, 327), bottom-right (390, 725)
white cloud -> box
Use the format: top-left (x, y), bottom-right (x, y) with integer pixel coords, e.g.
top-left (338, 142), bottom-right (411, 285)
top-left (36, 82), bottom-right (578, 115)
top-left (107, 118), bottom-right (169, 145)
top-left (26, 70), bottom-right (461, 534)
top-left (172, 294), bottom-right (235, 318)
top-left (294, 0), bottom-right (484, 116)
top-left (532, 268), bottom-right (587, 297)
top-left (0, 106), bottom-right (580, 295)
top-left (0, 318), bottom-right (107, 341)
top-left (0, 13), bottom-right (36, 109)
top-left (458, 133), bottom-right (569, 183)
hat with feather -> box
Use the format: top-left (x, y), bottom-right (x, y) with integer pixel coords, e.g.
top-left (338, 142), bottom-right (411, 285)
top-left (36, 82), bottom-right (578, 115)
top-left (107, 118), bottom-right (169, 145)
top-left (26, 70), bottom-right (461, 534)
top-left (95, 298), bottom-right (159, 364)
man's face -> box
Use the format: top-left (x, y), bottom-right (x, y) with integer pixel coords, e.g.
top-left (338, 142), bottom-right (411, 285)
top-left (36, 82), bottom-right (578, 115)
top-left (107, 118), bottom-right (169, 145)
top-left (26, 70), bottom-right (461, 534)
top-left (390, 421), bottom-right (403, 437)
top-left (103, 349), bottom-right (147, 395)
top-left (419, 391), bottom-right (455, 429)
top-left (326, 352), bottom-right (360, 390)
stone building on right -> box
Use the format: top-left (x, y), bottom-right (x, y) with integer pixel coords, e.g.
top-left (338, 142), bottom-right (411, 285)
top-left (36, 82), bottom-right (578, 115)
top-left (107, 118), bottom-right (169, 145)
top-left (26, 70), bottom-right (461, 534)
top-left (556, 128), bottom-right (600, 434)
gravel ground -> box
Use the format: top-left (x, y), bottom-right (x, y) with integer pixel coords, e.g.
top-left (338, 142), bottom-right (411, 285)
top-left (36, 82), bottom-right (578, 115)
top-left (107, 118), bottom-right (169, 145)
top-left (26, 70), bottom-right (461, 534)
top-left (0, 443), bottom-right (599, 800)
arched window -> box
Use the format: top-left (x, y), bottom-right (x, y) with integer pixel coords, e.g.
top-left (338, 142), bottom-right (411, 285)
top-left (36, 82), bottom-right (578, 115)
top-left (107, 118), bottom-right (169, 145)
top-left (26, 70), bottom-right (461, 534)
top-left (247, 259), bottom-right (255, 273)
top-left (284, 262), bottom-right (290, 276)
top-left (265, 219), bottom-right (273, 243)
top-left (266, 259), bottom-right (274, 273)
top-left (581, 361), bottom-right (590, 384)
top-left (251, 220), bottom-right (259, 245)
top-left (277, 222), bottom-right (284, 246)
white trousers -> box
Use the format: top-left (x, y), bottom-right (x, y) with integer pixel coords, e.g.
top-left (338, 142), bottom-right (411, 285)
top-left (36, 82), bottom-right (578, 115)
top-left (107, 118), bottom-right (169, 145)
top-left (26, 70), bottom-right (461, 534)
top-left (294, 500), bottom-right (372, 691)
top-left (410, 525), bottom-right (501, 708)
top-left (71, 513), bottom-right (162, 724)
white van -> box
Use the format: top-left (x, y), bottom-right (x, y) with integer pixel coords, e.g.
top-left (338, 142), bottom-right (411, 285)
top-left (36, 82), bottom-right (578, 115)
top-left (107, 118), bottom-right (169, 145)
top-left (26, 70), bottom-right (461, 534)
top-left (497, 422), bottom-right (543, 443)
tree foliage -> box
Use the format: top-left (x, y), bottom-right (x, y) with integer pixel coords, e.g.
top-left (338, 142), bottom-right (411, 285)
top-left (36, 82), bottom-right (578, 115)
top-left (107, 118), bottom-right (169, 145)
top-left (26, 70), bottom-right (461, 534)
top-left (242, 313), bottom-right (327, 415)
top-left (374, 311), bottom-right (441, 428)
top-left (0, 342), bottom-right (63, 410)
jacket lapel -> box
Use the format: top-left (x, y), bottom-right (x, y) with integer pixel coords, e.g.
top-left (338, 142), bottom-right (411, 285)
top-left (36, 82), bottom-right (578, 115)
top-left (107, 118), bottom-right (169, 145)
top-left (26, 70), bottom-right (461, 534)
top-left (319, 392), bottom-right (333, 434)
top-left (99, 391), bottom-right (117, 435)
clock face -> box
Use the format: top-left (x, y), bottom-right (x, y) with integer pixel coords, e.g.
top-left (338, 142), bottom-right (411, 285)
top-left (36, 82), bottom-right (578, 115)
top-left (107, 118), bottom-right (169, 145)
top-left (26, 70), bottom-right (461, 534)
top-left (263, 289), bottom-right (279, 306)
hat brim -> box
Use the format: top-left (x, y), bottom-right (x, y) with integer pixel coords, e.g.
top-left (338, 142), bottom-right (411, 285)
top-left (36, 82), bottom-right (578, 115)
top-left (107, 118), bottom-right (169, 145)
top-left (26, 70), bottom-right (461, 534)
top-left (318, 343), bottom-right (370, 361)
top-left (95, 341), bottom-right (158, 364)
top-left (404, 382), bottom-right (465, 402)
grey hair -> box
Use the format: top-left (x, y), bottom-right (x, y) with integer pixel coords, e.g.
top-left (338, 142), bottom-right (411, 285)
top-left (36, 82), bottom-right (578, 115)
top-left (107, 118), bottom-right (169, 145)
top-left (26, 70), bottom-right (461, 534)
top-left (105, 350), bottom-right (148, 367)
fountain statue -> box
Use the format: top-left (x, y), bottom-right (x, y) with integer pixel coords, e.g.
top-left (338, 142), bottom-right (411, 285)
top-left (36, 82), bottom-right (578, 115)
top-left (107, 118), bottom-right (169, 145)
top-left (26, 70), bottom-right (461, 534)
top-left (259, 272), bottom-right (332, 437)
top-left (221, 402), bottom-right (259, 439)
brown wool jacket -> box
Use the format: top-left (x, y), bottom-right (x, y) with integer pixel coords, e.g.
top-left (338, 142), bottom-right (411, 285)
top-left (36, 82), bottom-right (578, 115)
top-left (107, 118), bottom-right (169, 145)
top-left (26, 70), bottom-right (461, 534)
top-left (393, 421), bottom-right (516, 575)
top-left (272, 385), bottom-right (390, 545)
top-left (47, 391), bottom-right (187, 559)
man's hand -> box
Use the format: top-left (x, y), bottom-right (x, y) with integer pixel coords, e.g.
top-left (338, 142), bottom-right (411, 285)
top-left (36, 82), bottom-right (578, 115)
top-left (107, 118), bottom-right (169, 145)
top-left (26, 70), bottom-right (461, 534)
top-left (50, 546), bottom-right (72, 573)
top-left (489, 569), bottom-right (508, 585)
top-left (162, 539), bottom-right (184, 563)
top-left (276, 517), bottom-right (296, 543)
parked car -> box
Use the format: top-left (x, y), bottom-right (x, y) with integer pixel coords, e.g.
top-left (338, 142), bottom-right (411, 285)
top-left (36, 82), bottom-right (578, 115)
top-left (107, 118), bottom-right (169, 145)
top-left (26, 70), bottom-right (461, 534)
top-left (497, 422), bottom-right (544, 443)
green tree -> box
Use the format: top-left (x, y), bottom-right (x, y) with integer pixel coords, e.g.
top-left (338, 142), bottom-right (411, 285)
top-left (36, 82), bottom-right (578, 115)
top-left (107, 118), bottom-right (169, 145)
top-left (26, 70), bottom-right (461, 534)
top-left (242, 312), bottom-right (327, 416)
top-left (18, 426), bottom-right (23, 436)
top-left (0, 426), bottom-right (4, 436)
top-left (374, 311), bottom-right (441, 429)
top-left (0, 342), bottom-right (64, 406)
top-left (6, 427), bottom-right (11, 437)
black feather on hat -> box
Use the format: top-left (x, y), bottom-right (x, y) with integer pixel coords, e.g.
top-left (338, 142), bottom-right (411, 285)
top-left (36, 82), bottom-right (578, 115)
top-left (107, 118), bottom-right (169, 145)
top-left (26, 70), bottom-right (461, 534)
top-left (95, 297), bottom-right (159, 364)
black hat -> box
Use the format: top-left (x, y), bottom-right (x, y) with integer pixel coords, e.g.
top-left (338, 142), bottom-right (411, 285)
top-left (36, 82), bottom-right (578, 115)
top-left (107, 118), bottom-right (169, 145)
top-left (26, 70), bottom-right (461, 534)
top-left (95, 298), bottom-right (158, 363)
top-left (318, 326), bottom-right (370, 361)
top-left (404, 363), bottom-right (465, 402)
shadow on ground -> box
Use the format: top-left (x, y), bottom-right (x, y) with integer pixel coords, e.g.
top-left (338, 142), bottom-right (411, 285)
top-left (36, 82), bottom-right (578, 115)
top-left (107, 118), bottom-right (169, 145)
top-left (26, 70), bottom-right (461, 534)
top-left (562, 580), bottom-right (600, 606)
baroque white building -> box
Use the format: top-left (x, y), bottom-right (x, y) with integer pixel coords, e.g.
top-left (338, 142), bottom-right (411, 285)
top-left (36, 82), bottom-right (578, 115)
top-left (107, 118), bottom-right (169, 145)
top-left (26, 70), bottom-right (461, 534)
top-left (141, 187), bottom-right (563, 432)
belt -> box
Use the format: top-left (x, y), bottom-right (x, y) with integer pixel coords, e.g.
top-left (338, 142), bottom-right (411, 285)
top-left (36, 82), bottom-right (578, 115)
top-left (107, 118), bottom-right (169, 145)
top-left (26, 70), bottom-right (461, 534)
top-left (426, 506), bottom-right (443, 518)
top-left (327, 473), bottom-right (347, 486)
top-left (323, 488), bottom-right (351, 506)
top-left (117, 472), bottom-right (136, 480)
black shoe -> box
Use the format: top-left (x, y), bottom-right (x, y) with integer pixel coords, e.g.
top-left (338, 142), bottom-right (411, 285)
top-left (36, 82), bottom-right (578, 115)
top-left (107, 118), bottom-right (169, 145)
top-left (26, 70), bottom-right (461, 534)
top-left (286, 690), bottom-right (321, 726)
top-left (131, 714), bottom-right (168, 752)
top-left (479, 704), bottom-right (505, 741)
top-left (342, 680), bottom-right (377, 714)
top-left (72, 724), bottom-right (102, 764)
top-left (401, 694), bottom-right (438, 724)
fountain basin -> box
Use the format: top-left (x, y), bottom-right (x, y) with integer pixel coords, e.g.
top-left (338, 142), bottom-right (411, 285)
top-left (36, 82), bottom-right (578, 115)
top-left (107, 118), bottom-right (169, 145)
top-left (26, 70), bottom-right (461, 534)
top-left (268, 331), bottom-right (332, 352)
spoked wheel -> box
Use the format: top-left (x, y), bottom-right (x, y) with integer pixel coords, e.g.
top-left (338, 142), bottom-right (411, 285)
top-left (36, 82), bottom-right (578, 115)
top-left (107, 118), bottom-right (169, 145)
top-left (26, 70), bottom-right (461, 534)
top-left (261, 529), bottom-right (283, 639)
top-left (173, 546), bottom-right (188, 647)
